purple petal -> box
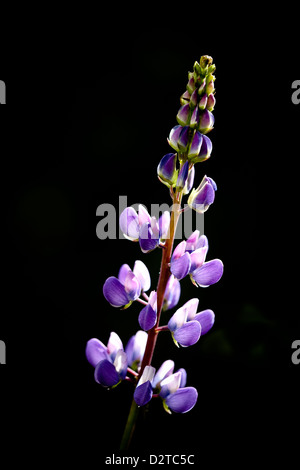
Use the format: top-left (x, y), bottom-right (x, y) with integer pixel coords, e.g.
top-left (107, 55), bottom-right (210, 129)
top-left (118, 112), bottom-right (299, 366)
top-left (165, 387), bottom-right (198, 413)
top-left (171, 240), bottom-right (187, 261)
top-left (189, 246), bottom-right (208, 272)
top-left (157, 153), bottom-right (177, 184)
top-left (192, 259), bottom-right (224, 287)
top-left (163, 275), bottom-right (181, 311)
top-left (85, 338), bottom-right (109, 367)
top-left (124, 271), bottom-right (141, 301)
top-left (125, 330), bottom-right (148, 366)
top-left (118, 264), bottom-right (132, 285)
top-left (176, 161), bottom-right (189, 190)
top-left (176, 104), bottom-right (190, 126)
top-left (138, 204), bottom-right (151, 227)
top-left (94, 359), bottom-right (120, 387)
top-left (103, 277), bottom-right (129, 307)
top-left (119, 207), bottom-right (140, 240)
top-left (173, 321), bottom-right (201, 347)
top-left (199, 109), bottom-right (214, 134)
top-left (170, 252), bottom-right (191, 280)
top-left (133, 260), bottom-right (151, 292)
top-left (195, 234), bottom-right (209, 250)
top-left (185, 230), bottom-right (200, 253)
top-left (138, 304), bottom-right (157, 331)
top-left (139, 222), bottom-right (160, 253)
top-left (159, 211), bottom-right (171, 240)
top-left (177, 126), bottom-right (189, 152)
top-left (177, 368), bottom-right (187, 388)
top-left (194, 309), bottom-right (215, 335)
top-left (134, 381), bottom-right (153, 407)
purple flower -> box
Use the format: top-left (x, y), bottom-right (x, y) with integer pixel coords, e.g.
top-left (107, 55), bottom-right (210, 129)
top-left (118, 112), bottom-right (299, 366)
top-left (86, 330), bottom-right (148, 387)
top-left (120, 205), bottom-right (171, 252)
top-left (134, 362), bottom-right (198, 413)
top-left (85, 332), bottom-right (127, 387)
top-left (168, 298), bottom-right (215, 347)
top-left (163, 275), bottom-right (181, 311)
top-left (188, 175), bottom-right (217, 213)
top-left (138, 291), bottom-right (158, 331)
top-left (170, 231), bottom-right (224, 287)
top-left (103, 260), bottom-right (150, 308)
top-left (167, 126), bottom-right (212, 163)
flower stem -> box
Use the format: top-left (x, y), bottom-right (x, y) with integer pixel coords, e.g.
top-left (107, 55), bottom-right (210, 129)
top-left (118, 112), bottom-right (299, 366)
top-left (119, 189), bottom-right (183, 449)
top-left (119, 398), bottom-right (140, 450)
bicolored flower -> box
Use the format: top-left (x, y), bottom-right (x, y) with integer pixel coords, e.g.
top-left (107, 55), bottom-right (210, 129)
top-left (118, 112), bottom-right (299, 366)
top-left (134, 361), bottom-right (198, 413)
top-left (85, 332), bottom-right (127, 387)
top-left (103, 260), bottom-right (150, 308)
top-left (168, 298), bottom-right (215, 347)
top-left (120, 205), bottom-right (170, 252)
top-left (86, 330), bottom-right (148, 387)
top-left (170, 231), bottom-right (223, 287)
top-left (125, 330), bottom-right (148, 372)
top-left (188, 175), bottom-right (217, 213)
top-left (157, 153), bottom-right (178, 188)
top-left (138, 291), bottom-right (158, 331)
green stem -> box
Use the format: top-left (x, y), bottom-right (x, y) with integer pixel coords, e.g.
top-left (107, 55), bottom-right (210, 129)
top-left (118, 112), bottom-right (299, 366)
top-left (119, 398), bottom-right (140, 450)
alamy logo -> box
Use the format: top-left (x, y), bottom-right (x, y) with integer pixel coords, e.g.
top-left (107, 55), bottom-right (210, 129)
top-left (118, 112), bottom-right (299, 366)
top-left (0, 80), bottom-right (6, 104)
top-left (0, 340), bottom-right (6, 364)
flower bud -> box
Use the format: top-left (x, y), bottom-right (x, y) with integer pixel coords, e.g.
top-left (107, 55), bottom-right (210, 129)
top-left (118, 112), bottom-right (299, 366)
top-left (206, 75), bottom-right (215, 95)
top-left (199, 109), bottom-right (214, 134)
top-left (188, 175), bottom-right (217, 213)
top-left (180, 90), bottom-right (190, 106)
top-left (198, 93), bottom-right (207, 110)
top-left (200, 55), bottom-right (213, 69)
top-left (157, 153), bottom-right (178, 187)
top-left (187, 76), bottom-right (196, 95)
top-left (198, 78), bottom-right (206, 96)
top-left (206, 93), bottom-right (216, 111)
top-left (176, 161), bottom-right (189, 191)
top-left (189, 89), bottom-right (198, 109)
top-left (183, 165), bottom-right (195, 195)
top-left (188, 134), bottom-right (212, 164)
top-left (176, 104), bottom-right (190, 126)
top-left (188, 131), bottom-right (203, 159)
top-left (193, 61), bottom-right (201, 75)
top-left (167, 125), bottom-right (183, 152)
top-left (177, 126), bottom-right (190, 152)
top-left (190, 106), bottom-right (200, 129)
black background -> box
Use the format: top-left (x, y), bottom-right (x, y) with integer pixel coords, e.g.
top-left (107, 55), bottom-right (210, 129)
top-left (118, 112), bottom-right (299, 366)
top-left (1, 10), bottom-right (299, 466)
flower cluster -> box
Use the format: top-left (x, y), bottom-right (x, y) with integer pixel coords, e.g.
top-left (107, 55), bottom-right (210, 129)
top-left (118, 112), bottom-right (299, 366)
top-left (120, 205), bottom-right (170, 253)
top-left (170, 229), bottom-right (224, 286)
top-left (134, 361), bottom-right (197, 413)
top-left (86, 55), bottom-right (223, 445)
top-left (86, 330), bottom-right (147, 387)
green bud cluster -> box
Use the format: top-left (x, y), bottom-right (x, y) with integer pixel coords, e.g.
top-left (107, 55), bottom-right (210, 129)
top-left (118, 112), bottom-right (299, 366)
top-left (176, 55), bottom-right (216, 131)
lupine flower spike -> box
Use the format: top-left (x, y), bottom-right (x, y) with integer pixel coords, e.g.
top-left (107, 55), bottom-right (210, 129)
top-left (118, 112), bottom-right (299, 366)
top-left (86, 55), bottom-right (223, 450)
